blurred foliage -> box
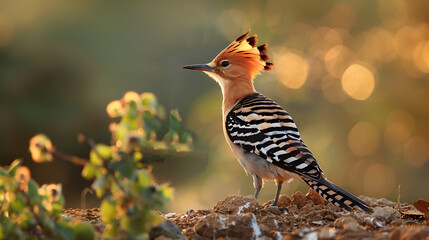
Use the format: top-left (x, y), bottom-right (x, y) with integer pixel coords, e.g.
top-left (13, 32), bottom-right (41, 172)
top-left (27, 91), bottom-right (191, 239)
top-left (107, 91), bottom-right (192, 152)
top-left (0, 159), bottom-right (94, 240)
top-left (0, 0), bottom-right (428, 212)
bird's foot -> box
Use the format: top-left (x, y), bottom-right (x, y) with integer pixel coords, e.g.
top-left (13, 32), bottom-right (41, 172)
top-left (278, 207), bottom-right (289, 213)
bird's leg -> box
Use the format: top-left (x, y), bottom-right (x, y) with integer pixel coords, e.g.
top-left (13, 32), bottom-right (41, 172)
top-left (252, 174), bottom-right (263, 199)
top-left (271, 180), bottom-right (283, 207)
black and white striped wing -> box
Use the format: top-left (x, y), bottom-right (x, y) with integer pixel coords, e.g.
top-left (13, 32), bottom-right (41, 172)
top-left (225, 93), bottom-right (323, 180)
top-left (226, 93), bottom-right (373, 212)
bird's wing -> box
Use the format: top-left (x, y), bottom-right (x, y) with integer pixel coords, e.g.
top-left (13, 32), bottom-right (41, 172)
top-left (226, 93), bottom-right (373, 212)
top-left (225, 93), bottom-right (324, 181)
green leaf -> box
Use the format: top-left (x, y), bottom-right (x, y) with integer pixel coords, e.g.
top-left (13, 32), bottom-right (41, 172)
top-left (72, 223), bottom-right (95, 240)
top-left (10, 198), bottom-right (25, 213)
top-left (127, 101), bottom-right (139, 119)
top-left (180, 131), bottom-right (193, 145)
top-left (27, 179), bottom-right (40, 199)
top-left (137, 170), bottom-right (152, 187)
top-left (158, 183), bottom-right (174, 201)
top-left (100, 199), bottom-right (117, 223)
top-left (0, 169), bottom-right (8, 177)
top-left (51, 201), bottom-right (65, 216)
top-left (81, 163), bottom-right (97, 180)
top-left (7, 159), bottom-right (22, 177)
top-left (90, 144), bottom-right (111, 165)
top-left (92, 175), bottom-right (108, 198)
top-left (169, 109), bottom-right (182, 134)
top-left (120, 215), bottom-right (131, 231)
top-left (115, 157), bottom-right (134, 179)
top-left (140, 92), bottom-right (158, 107)
top-left (55, 221), bottom-right (74, 240)
top-left (143, 111), bottom-right (161, 136)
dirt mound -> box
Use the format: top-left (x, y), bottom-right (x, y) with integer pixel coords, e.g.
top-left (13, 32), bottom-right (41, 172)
top-left (164, 189), bottom-right (429, 240)
top-left (62, 189), bottom-right (429, 239)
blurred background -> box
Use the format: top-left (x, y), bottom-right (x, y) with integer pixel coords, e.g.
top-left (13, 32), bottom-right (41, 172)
top-left (1, 0), bottom-right (428, 212)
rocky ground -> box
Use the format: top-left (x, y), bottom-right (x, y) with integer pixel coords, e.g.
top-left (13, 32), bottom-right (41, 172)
top-left (62, 189), bottom-right (429, 239)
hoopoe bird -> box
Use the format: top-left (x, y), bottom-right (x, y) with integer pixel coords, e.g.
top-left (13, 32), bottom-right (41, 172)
top-left (183, 31), bottom-right (372, 213)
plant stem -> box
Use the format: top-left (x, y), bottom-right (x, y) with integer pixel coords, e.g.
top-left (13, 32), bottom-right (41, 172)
top-left (51, 150), bottom-right (88, 166)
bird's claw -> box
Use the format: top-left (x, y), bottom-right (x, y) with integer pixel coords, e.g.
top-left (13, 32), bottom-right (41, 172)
top-left (278, 207), bottom-right (289, 213)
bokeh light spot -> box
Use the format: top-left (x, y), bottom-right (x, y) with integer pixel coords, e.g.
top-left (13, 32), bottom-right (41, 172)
top-left (394, 25), bottom-right (418, 61)
top-left (413, 40), bottom-right (429, 73)
top-left (348, 122), bottom-right (379, 156)
top-left (404, 136), bottom-right (429, 167)
top-left (358, 27), bottom-right (396, 65)
top-left (385, 122), bottom-right (411, 153)
top-left (423, 41), bottom-right (429, 69)
top-left (341, 64), bottom-right (375, 100)
top-left (384, 109), bottom-right (415, 153)
top-left (275, 52), bottom-right (309, 89)
top-left (363, 163), bottom-right (396, 197)
top-left (324, 44), bottom-right (352, 78)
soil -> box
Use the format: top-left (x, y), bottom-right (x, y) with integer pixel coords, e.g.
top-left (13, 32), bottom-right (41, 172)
top-left (62, 189), bottom-right (429, 239)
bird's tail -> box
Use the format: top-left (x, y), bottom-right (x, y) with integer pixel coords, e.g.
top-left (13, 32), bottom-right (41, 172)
top-left (303, 177), bottom-right (373, 213)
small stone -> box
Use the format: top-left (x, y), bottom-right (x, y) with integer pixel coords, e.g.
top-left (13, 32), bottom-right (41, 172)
top-left (214, 195), bottom-right (260, 215)
top-left (291, 191), bottom-right (310, 209)
top-left (163, 213), bottom-right (176, 218)
top-left (194, 213), bottom-right (257, 239)
top-left (390, 219), bottom-right (402, 226)
top-left (334, 216), bottom-right (364, 232)
top-left (306, 188), bottom-right (327, 206)
top-left (313, 214), bottom-right (323, 222)
top-left (376, 198), bottom-right (396, 207)
top-left (259, 224), bottom-right (270, 233)
top-left (149, 220), bottom-right (185, 240)
top-left (265, 206), bottom-right (282, 215)
top-left (318, 227), bottom-right (337, 239)
top-left (343, 221), bottom-right (363, 232)
top-left (371, 207), bottom-right (401, 223)
top-left (186, 209), bottom-right (195, 217)
top-left (277, 195), bottom-right (292, 207)
top-left (299, 202), bottom-right (314, 214)
top-left (311, 220), bottom-right (323, 225)
top-left (371, 217), bottom-right (386, 228)
top-left (287, 205), bottom-right (299, 213)
top-left (326, 203), bottom-right (341, 212)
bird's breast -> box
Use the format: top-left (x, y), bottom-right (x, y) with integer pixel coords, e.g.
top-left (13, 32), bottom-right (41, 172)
top-left (223, 129), bottom-right (299, 182)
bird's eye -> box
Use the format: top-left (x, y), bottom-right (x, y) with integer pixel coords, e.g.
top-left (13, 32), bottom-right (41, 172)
top-left (220, 60), bottom-right (230, 68)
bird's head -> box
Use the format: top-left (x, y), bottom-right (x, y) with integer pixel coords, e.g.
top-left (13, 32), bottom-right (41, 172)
top-left (183, 30), bottom-right (273, 85)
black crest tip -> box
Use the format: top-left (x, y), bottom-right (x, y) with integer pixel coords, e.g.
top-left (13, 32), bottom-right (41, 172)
top-left (264, 62), bottom-right (273, 71)
top-left (247, 35), bottom-right (258, 47)
top-left (257, 44), bottom-right (268, 53)
top-left (236, 30), bottom-right (250, 42)
top-left (260, 54), bottom-right (270, 61)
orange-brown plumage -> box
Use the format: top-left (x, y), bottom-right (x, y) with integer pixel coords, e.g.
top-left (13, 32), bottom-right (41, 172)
top-left (212, 30), bottom-right (273, 80)
top-left (182, 31), bottom-right (273, 113)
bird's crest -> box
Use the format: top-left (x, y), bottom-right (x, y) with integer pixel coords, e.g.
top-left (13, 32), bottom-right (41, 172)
top-left (214, 30), bottom-right (273, 78)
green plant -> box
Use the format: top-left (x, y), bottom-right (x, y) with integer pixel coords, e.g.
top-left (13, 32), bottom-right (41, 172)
top-left (0, 159), bottom-right (94, 240)
top-left (28, 91), bottom-right (193, 239)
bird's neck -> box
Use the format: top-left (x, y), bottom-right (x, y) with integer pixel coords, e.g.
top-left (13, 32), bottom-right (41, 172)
top-left (204, 71), bottom-right (256, 116)
top-left (220, 79), bottom-right (256, 116)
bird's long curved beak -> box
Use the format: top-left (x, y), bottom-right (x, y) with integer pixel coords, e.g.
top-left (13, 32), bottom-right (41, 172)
top-left (182, 64), bottom-right (214, 72)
